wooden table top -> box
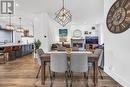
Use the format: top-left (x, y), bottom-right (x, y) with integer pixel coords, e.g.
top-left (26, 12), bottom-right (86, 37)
top-left (47, 51), bottom-right (92, 54)
top-left (41, 51), bottom-right (99, 61)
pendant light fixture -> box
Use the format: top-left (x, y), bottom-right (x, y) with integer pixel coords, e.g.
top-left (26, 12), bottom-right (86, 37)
top-left (5, 12), bottom-right (14, 30)
top-left (16, 17), bottom-right (23, 33)
top-left (54, 0), bottom-right (72, 27)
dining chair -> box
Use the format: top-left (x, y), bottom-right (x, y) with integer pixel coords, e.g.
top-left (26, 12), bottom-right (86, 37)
top-left (70, 53), bottom-right (88, 87)
top-left (50, 53), bottom-right (68, 87)
top-left (88, 48), bottom-right (103, 79)
top-left (36, 49), bottom-right (50, 79)
top-left (97, 49), bottom-right (104, 79)
top-left (72, 47), bottom-right (79, 51)
top-left (57, 46), bottom-right (65, 51)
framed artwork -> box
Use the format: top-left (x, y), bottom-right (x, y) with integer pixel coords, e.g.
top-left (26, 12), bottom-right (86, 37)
top-left (59, 29), bottom-right (68, 42)
top-left (89, 32), bottom-right (91, 34)
top-left (59, 29), bottom-right (68, 37)
top-left (84, 31), bottom-right (88, 35)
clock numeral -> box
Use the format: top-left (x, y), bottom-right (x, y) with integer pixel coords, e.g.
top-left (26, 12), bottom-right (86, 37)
top-left (124, 21), bottom-right (129, 26)
top-left (121, 0), bottom-right (129, 7)
top-left (125, 1), bottom-right (130, 9)
top-left (110, 26), bottom-right (116, 32)
top-left (119, 24), bottom-right (125, 32)
top-left (111, 7), bottom-right (115, 13)
top-left (115, 1), bottom-right (120, 8)
top-left (115, 26), bottom-right (121, 32)
top-left (118, 0), bottom-right (122, 7)
top-left (121, 23), bottom-right (126, 29)
top-left (107, 18), bottom-right (113, 23)
top-left (125, 17), bottom-right (130, 22)
top-left (107, 22), bottom-right (113, 28)
top-left (107, 13), bottom-right (113, 17)
top-left (127, 10), bottom-right (130, 14)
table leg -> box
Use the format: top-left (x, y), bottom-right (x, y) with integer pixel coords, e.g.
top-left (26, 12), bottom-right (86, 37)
top-left (41, 62), bottom-right (45, 85)
top-left (93, 61), bottom-right (98, 87)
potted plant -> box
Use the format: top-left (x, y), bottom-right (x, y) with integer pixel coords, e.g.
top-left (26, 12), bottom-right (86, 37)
top-left (34, 39), bottom-right (41, 51)
top-left (33, 39), bottom-right (41, 58)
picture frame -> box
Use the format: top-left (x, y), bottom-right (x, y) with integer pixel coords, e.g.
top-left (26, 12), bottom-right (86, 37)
top-left (59, 29), bottom-right (68, 37)
top-left (84, 31), bottom-right (88, 35)
top-left (59, 29), bottom-right (68, 42)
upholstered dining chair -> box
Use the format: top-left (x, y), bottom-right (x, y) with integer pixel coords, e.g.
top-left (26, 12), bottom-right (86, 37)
top-left (88, 48), bottom-right (103, 79)
top-left (36, 49), bottom-right (50, 79)
top-left (50, 53), bottom-right (68, 87)
top-left (96, 49), bottom-right (104, 79)
top-left (72, 47), bottom-right (79, 51)
top-left (70, 53), bottom-right (88, 87)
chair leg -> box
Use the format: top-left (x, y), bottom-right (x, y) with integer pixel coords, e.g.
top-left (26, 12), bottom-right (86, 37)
top-left (36, 66), bottom-right (41, 79)
top-left (98, 68), bottom-right (103, 79)
top-left (4, 53), bottom-right (7, 62)
top-left (0, 54), bottom-right (6, 64)
top-left (65, 71), bottom-right (68, 87)
top-left (88, 65), bottom-right (93, 78)
top-left (84, 72), bottom-right (89, 87)
top-left (83, 72), bottom-right (87, 79)
top-left (3, 55), bottom-right (6, 64)
top-left (49, 65), bottom-right (53, 87)
top-left (52, 72), bottom-right (56, 79)
top-left (70, 71), bottom-right (73, 87)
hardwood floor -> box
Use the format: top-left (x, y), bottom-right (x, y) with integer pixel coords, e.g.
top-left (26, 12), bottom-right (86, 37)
top-left (0, 55), bottom-right (122, 87)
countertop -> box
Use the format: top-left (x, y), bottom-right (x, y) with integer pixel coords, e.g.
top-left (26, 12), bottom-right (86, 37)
top-left (0, 43), bottom-right (33, 47)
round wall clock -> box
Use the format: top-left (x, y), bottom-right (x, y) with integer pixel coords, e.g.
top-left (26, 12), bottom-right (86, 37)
top-left (106, 0), bottom-right (130, 33)
top-left (73, 29), bottom-right (82, 38)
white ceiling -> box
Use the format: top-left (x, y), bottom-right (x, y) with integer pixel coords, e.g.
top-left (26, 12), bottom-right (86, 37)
top-left (0, 0), bottom-right (104, 25)
top-left (15, 0), bottom-right (104, 23)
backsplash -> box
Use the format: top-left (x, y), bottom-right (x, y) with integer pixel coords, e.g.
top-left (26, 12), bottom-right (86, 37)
top-left (0, 30), bottom-right (12, 43)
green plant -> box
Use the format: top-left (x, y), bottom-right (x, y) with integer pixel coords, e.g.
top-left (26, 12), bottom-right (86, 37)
top-left (34, 39), bottom-right (41, 51)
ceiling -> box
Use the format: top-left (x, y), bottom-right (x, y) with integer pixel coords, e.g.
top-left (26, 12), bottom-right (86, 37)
top-left (15, 0), bottom-right (104, 23)
top-left (0, 0), bottom-right (104, 25)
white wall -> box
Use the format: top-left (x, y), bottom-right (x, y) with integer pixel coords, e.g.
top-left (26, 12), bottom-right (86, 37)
top-left (13, 31), bottom-right (22, 43)
top-left (21, 37), bottom-right (34, 44)
top-left (104, 0), bottom-right (130, 87)
top-left (48, 17), bottom-right (72, 44)
top-left (48, 16), bottom-right (104, 44)
top-left (0, 30), bottom-right (12, 42)
top-left (96, 24), bottom-right (104, 45)
top-left (34, 13), bottom-right (50, 52)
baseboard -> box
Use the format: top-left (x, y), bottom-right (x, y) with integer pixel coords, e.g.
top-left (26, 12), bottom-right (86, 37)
top-left (104, 67), bottom-right (130, 87)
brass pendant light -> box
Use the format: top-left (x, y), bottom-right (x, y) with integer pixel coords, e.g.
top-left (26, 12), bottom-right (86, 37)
top-left (54, 0), bottom-right (72, 27)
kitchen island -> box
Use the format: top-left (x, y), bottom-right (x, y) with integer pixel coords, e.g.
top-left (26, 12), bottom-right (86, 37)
top-left (0, 43), bottom-right (33, 61)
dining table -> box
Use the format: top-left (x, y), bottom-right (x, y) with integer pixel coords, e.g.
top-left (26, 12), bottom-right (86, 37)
top-left (40, 51), bottom-right (99, 87)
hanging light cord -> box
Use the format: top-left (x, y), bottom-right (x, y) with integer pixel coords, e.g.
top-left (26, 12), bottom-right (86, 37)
top-left (19, 17), bottom-right (22, 29)
top-left (63, 0), bottom-right (64, 8)
top-left (9, 13), bottom-right (11, 26)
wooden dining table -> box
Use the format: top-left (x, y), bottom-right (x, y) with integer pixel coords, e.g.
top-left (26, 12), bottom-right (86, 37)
top-left (40, 51), bottom-right (99, 87)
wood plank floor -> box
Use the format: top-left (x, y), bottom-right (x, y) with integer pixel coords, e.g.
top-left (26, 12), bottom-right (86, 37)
top-left (0, 55), bottom-right (123, 87)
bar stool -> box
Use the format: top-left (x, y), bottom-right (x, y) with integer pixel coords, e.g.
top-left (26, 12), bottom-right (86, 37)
top-left (3, 47), bottom-right (12, 62)
top-left (0, 53), bottom-right (5, 64)
top-left (13, 46), bottom-right (21, 58)
top-left (0, 48), bottom-right (6, 64)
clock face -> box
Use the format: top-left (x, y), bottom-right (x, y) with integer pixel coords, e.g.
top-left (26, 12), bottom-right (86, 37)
top-left (106, 0), bottom-right (130, 33)
top-left (73, 29), bottom-right (82, 38)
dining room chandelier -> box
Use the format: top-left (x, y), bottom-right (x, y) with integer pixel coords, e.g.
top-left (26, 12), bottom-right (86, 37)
top-left (54, 0), bottom-right (72, 27)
